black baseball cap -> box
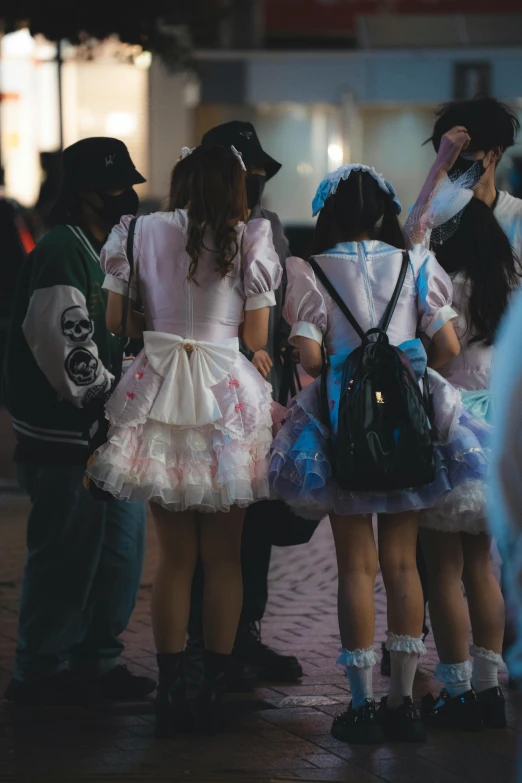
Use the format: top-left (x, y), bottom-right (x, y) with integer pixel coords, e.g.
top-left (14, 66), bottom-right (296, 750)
top-left (63, 137), bottom-right (146, 189)
top-left (201, 121), bottom-right (282, 181)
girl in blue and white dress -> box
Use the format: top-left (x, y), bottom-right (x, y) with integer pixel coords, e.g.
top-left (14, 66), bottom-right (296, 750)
top-left (269, 164), bottom-right (490, 745)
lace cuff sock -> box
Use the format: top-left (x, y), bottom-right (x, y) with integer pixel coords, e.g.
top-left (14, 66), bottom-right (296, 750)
top-left (435, 660), bottom-right (472, 698)
top-left (385, 633), bottom-right (425, 709)
top-left (470, 645), bottom-right (503, 693)
top-left (336, 646), bottom-right (377, 669)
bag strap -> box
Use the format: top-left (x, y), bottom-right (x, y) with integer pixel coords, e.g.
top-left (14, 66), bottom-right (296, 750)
top-left (308, 258), bottom-right (366, 341)
top-left (308, 250), bottom-right (410, 340)
top-left (113, 217), bottom-right (137, 386)
top-left (380, 251), bottom-right (409, 333)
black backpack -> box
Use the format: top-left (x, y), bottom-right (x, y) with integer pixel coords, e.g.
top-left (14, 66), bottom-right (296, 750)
top-left (308, 253), bottom-right (435, 492)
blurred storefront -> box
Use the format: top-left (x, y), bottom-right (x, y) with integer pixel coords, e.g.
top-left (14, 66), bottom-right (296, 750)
top-left (0, 29), bottom-right (195, 210)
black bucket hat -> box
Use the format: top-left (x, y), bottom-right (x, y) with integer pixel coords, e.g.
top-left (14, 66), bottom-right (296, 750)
top-left (63, 137), bottom-right (146, 190)
top-left (201, 121), bottom-right (282, 181)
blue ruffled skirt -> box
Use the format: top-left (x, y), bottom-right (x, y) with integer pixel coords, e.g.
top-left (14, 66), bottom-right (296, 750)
top-left (269, 344), bottom-right (491, 521)
top-left (418, 388), bottom-right (492, 534)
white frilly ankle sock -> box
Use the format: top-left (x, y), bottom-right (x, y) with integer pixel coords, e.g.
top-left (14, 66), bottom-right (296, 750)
top-left (337, 646), bottom-right (377, 709)
top-left (385, 632), bottom-right (426, 710)
top-left (435, 660), bottom-right (472, 698)
top-left (470, 645), bottom-right (503, 694)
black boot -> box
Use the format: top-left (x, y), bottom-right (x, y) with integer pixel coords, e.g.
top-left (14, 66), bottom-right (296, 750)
top-left (477, 686), bottom-right (507, 729)
top-left (421, 688), bottom-right (483, 732)
top-left (233, 621), bottom-right (303, 682)
top-left (155, 652), bottom-right (189, 738)
top-left (186, 630), bottom-right (257, 693)
top-left (197, 651), bottom-right (229, 735)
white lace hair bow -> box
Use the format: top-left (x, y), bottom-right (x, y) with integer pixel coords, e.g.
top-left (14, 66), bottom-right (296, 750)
top-left (312, 164), bottom-right (402, 217)
top-left (178, 145), bottom-right (247, 171)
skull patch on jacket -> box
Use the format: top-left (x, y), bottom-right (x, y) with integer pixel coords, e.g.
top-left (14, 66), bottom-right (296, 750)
top-left (65, 347), bottom-right (99, 386)
top-left (61, 306), bottom-right (94, 343)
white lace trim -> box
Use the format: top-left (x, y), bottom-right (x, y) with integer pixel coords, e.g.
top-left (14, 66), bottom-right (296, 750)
top-left (435, 660), bottom-right (472, 684)
top-left (470, 645), bottom-right (505, 668)
top-left (336, 646), bottom-right (377, 669)
top-left (419, 479), bottom-right (487, 534)
top-left (385, 632), bottom-right (426, 655)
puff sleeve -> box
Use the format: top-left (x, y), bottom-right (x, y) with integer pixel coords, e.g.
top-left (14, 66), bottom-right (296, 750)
top-left (100, 215), bottom-right (139, 302)
top-left (413, 245), bottom-right (457, 339)
top-left (241, 218), bottom-right (283, 311)
top-left (283, 256), bottom-right (328, 346)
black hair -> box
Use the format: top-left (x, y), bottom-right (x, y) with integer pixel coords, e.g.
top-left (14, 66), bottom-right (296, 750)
top-left (433, 198), bottom-right (520, 345)
top-left (311, 170), bottom-right (407, 256)
top-left (429, 97), bottom-right (520, 155)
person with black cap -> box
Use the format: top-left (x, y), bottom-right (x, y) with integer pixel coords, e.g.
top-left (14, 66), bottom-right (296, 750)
top-left (3, 137), bottom-right (154, 705)
top-left (186, 121), bottom-right (303, 688)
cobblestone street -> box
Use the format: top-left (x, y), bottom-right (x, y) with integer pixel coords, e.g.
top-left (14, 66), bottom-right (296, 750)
top-left (0, 493), bottom-right (518, 783)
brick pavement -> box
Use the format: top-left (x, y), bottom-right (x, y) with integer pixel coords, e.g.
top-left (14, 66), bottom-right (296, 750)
top-left (0, 493), bottom-right (518, 783)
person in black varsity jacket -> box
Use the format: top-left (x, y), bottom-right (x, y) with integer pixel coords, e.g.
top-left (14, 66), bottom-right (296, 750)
top-left (3, 138), bottom-right (154, 705)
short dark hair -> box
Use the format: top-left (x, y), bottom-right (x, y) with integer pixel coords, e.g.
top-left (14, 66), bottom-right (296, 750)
top-left (430, 97), bottom-right (520, 154)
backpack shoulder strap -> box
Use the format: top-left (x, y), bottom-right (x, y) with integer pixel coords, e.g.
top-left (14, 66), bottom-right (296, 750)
top-left (308, 258), bottom-right (366, 341)
top-left (120, 217), bottom-right (137, 341)
top-left (380, 250), bottom-right (409, 333)
top-left (113, 217), bottom-right (137, 386)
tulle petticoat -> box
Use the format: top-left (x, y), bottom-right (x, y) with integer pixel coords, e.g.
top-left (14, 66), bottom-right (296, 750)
top-left (87, 349), bottom-right (280, 513)
top-left (420, 388), bottom-right (492, 534)
top-left (268, 375), bottom-right (491, 521)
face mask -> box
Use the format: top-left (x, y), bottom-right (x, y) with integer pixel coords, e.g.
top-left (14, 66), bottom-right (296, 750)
top-left (92, 188), bottom-right (140, 226)
top-left (246, 174), bottom-right (266, 209)
top-left (448, 156), bottom-right (486, 182)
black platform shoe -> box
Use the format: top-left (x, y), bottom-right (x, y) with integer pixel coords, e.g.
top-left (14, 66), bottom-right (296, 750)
top-left (196, 651), bottom-right (229, 735)
top-left (421, 688), bottom-right (483, 732)
top-left (331, 700), bottom-right (385, 745)
top-left (378, 696), bottom-right (427, 742)
top-left (155, 652), bottom-right (191, 739)
top-left (477, 686), bottom-right (507, 729)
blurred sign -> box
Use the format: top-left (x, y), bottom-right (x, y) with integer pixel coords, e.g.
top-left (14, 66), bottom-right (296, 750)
top-left (265, 0), bottom-right (521, 35)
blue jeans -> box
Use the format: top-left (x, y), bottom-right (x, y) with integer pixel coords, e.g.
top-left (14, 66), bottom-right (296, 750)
top-left (14, 463), bottom-right (146, 682)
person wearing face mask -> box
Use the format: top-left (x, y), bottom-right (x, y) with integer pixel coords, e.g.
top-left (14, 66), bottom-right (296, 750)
top-left (408, 97), bottom-right (521, 257)
top-left (3, 137), bottom-right (152, 705)
top-left (184, 121), bottom-right (304, 691)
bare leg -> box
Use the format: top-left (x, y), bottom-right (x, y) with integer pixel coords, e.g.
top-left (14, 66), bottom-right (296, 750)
top-left (150, 505), bottom-right (198, 653)
top-left (199, 506), bottom-right (245, 654)
top-left (330, 514), bottom-right (377, 650)
top-left (462, 533), bottom-right (504, 655)
top-left (379, 512), bottom-right (424, 639)
top-left (379, 512), bottom-right (425, 712)
top-left (420, 529), bottom-right (470, 664)
top-left (330, 514), bottom-right (378, 710)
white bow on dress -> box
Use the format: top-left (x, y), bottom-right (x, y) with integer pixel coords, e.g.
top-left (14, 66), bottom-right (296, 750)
top-left (143, 332), bottom-right (238, 427)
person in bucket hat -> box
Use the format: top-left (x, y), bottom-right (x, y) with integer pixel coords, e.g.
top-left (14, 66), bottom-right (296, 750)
top-left (186, 122), bottom-right (305, 691)
top-left (3, 137), bottom-right (153, 705)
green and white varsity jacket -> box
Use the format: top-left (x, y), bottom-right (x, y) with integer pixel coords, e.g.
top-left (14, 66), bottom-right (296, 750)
top-left (4, 223), bottom-right (120, 464)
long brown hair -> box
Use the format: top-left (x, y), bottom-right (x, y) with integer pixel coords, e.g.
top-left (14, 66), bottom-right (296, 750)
top-left (168, 145), bottom-right (248, 281)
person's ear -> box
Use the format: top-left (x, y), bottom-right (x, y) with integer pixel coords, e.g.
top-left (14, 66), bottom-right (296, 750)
top-left (487, 147), bottom-right (503, 167)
